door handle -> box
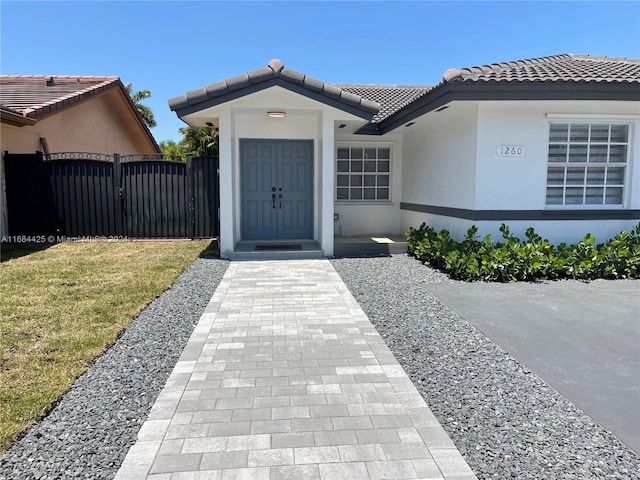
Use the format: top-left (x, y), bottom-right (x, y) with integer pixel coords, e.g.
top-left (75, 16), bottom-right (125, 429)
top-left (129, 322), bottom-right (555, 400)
top-left (279, 193), bottom-right (283, 209)
top-left (272, 187), bottom-right (276, 209)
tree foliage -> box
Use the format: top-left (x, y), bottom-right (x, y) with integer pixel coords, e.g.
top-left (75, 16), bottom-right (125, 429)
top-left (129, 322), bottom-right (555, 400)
top-left (159, 126), bottom-right (219, 160)
top-left (124, 82), bottom-right (156, 129)
top-left (158, 140), bottom-right (183, 161)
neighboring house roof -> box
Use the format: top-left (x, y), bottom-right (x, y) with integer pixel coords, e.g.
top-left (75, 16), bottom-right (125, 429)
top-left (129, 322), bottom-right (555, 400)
top-left (378, 54), bottom-right (640, 133)
top-left (0, 105), bottom-right (36, 126)
top-left (169, 59), bottom-right (381, 120)
top-left (0, 75), bottom-right (160, 151)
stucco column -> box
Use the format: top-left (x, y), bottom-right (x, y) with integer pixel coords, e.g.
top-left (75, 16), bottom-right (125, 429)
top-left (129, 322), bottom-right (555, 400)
top-left (218, 110), bottom-right (234, 258)
top-left (321, 115), bottom-right (334, 256)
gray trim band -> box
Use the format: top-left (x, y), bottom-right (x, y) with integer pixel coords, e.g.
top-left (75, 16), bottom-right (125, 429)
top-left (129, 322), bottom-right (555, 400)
top-left (400, 202), bottom-right (640, 221)
top-left (379, 82), bottom-right (640, 134)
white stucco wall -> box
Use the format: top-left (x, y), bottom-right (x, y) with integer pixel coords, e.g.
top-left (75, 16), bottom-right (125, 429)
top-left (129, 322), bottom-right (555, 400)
top-left (475, 100), bottom-right (640, 211)
top-left (401, 100), bottom-right (640, 244)
top-left (333, 132), bottom-right (404, 236)
top-left (401, 102), bottom-right (479, 210)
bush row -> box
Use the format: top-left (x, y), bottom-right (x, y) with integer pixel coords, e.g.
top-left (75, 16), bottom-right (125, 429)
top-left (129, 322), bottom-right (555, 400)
top-left (406, 222), bottom-right (640, 282)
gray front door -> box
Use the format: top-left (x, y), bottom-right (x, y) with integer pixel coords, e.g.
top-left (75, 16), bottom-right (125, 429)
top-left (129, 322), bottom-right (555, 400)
top-left (241, 140), bottom-right (313, 240)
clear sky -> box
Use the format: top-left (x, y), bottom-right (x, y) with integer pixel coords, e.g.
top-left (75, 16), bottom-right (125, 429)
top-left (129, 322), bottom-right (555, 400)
top-left (2, 1), bottom-right (639, 143)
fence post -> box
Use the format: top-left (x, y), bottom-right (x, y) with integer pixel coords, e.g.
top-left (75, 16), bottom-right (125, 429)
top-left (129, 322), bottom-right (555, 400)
top-left (186, 155), bottom-right (195, 239)
top-left (113, 153), bottom-right (123, 236)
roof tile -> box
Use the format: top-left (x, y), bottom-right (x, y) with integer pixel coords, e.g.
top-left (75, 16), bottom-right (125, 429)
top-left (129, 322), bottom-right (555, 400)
top-left (338, 85), bottom-right (432, 123)
top-left (169, 59), bottom-right (381, 118)
top-left (443, 54), bottom-right (640, 84)
top-left (281, 68), bottom-right (305, 85)
top-left (248, 67), bottom-right (273, 84)
top-left (322, 84), bottom-right (342, 100)
top-left (302, 76), bottom-right (324, 92)
top-left (268, 59), bottom-right (285, 75)
top-left (169, 54), bottom-right (638, 128)
top-left (337, 89), bottom-right (362, 107)
top-left (0, 75), bottom-right (120, 117)
top-left (205, 80), bottom-right (228, 96)
top-left (225, 73), bottom-right (250, 91)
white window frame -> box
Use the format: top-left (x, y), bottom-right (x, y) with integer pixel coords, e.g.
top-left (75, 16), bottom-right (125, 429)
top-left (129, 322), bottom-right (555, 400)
top-left (335, 142), bottom-right (394, 203)
top-left (544, 116), bottom-right (635, 209)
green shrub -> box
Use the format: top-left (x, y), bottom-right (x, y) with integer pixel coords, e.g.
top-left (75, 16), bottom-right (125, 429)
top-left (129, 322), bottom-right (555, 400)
top-left (405, 222), bottom-right (640, 282)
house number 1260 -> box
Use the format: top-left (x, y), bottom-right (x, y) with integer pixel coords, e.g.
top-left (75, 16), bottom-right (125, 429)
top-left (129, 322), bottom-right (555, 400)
top-left (496, 145), bottom-right (526, 157)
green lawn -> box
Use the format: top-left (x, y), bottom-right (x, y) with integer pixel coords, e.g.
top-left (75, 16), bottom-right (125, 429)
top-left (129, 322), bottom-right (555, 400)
top-left (0, 240), bottom-right (214, 452)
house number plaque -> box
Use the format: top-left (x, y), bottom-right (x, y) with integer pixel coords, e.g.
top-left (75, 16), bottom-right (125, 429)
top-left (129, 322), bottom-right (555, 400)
top-left (496, 145), bottom-right (526, 157)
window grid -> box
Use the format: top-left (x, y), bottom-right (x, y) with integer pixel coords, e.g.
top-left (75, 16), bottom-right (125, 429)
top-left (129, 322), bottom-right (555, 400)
top-left (336, 147), bottom-right (391, 201)
top-left (546, 123), bottom-right (628, 206)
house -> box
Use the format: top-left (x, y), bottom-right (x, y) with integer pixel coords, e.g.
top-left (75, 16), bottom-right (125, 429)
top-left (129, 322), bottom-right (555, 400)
top-left (0, 75), bottom-right (160, 236)
top-left (169, 53), bottom-right (640, 259)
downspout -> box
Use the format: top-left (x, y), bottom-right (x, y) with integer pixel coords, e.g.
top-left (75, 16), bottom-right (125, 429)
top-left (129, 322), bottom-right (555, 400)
top-left (40, 137), bottom-right (51, 157)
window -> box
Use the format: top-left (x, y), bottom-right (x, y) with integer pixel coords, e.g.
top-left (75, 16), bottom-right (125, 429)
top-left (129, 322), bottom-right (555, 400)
top-left (336, 146), bottom-right (390, 201)
top-left (546, 123), bottom-right (629, 206)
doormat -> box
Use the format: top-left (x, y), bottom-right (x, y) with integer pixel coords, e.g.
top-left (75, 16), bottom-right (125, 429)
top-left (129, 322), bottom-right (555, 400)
top-left (255, 244), bottom-right (302, 251)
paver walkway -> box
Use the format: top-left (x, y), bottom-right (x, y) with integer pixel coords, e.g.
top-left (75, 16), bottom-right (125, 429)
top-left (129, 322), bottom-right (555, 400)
top-left (115, 260), bottom-right (476, 480)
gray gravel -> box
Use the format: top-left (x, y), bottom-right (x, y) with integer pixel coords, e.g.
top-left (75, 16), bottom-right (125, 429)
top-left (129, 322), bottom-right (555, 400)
top-left (331, 254), bottom-right (640, 480)
top-left (0, 256), bottom-right (228, 480)
top-left (3, 253), bottom-right (638, 480)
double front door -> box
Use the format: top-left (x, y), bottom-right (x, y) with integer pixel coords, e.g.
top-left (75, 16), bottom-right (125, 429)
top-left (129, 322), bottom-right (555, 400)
top-left (240, 140), bottom-right (313, 240)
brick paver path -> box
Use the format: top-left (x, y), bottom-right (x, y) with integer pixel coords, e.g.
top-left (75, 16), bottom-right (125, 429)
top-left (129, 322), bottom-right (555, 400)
top-left (115, 260), bottom-right (476, 479)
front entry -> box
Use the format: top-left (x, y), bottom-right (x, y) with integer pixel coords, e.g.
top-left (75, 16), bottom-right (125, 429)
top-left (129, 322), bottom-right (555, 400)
top-left (240, 140), bottom-right (313, 240)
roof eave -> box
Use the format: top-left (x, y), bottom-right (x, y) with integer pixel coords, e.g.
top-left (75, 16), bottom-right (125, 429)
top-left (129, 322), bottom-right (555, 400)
top-left (0, 108), bottom-right (37, 127)
top-left (170, 77), bottom-right (380, 121)
top-left (17, 77), bottom-right (121, 120)
top-left (378, 81), bottom-right (640, 134)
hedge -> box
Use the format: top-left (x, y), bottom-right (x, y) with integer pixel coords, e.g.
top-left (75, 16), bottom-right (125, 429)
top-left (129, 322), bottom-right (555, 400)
top-left (406, 222), bottom-right (640, 282)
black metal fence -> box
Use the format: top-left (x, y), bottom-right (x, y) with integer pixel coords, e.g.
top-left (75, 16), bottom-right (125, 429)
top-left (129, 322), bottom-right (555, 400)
top-left (3, 152), bottom-right (219, 239)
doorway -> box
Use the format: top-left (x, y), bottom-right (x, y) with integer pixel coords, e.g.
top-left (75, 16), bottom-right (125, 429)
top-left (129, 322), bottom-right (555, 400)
top-left (240, 140), bottom-right (313, 240)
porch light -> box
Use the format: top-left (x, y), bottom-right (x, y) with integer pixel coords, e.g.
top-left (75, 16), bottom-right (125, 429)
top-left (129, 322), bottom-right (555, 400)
top-left (267, 111), bottom-right (286, 118)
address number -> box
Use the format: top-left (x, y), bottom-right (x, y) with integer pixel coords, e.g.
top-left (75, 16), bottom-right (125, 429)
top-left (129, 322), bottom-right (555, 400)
top-left (496, 145), bottom-right (526, 157)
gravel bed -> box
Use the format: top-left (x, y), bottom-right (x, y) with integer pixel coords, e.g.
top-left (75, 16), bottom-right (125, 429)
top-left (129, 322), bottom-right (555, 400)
top-left (331, 254), bottom-right (640, 480)
top-left (0, 256), bottom-right (228, 480)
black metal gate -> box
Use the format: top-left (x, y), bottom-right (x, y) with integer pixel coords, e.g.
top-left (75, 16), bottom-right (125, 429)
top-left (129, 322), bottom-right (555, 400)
top-left (3, 152), bottom-right (220, 239)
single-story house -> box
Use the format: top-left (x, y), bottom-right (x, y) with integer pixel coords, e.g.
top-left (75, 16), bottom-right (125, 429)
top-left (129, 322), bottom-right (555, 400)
top-left (169, 53), bottom-right (639, 259)
top-left (0, 75), bottom-right (160, 236)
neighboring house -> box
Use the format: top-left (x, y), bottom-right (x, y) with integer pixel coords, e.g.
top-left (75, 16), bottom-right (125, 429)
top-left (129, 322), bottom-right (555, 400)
top-left (0, 75), bottom-right (160, 236)
top-left (169, 54), bottom-right (640, 259)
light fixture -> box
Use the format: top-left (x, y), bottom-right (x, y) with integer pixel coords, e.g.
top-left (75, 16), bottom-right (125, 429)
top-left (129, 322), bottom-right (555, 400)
top-left (267, 111), bottom-right (286, 118)
top-left (338, 123), bottom-right (347, 129)
top-left (435, 106), bottom-right (450, 112)
top-left (405, 122), bottom-right (415, 127)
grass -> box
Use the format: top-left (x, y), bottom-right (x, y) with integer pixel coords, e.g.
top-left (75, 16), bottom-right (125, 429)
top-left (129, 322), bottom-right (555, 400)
top-left (0, 239), bottom-right (215, 452)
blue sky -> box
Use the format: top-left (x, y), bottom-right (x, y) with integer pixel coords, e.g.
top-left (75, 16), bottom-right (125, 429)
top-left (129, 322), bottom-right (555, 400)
top-left (2, 1), bottom-right (639, 143)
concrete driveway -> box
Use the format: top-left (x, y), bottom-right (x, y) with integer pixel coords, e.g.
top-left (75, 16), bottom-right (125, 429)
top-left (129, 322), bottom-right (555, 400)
top-left (424, 280), bottom-right (640, 453)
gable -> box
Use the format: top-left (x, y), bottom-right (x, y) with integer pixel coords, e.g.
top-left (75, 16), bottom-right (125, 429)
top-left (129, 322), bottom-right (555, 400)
top-left (169, 59), bottom-right (381, 120)
top-left (0, 75), bottom-right (159, 152)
